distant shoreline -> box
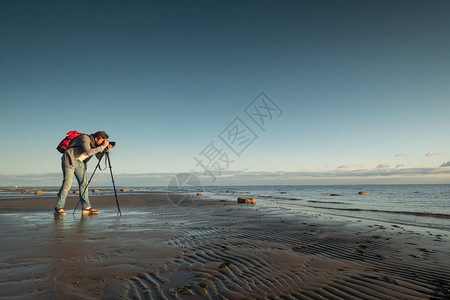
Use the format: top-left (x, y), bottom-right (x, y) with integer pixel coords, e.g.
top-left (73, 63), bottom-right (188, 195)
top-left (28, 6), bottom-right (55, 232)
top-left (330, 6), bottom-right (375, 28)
top-left (2, 183), bottom-right (450, 189)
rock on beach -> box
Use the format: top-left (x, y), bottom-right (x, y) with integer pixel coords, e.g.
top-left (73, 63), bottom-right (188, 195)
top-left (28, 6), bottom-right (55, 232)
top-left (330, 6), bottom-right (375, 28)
top-left (237, 197), bottom-right (256, 205)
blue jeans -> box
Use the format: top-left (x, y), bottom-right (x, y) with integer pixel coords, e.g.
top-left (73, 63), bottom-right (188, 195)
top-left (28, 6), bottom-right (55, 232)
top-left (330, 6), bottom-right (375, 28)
top-left (56, 160), bottom-right (92, 209)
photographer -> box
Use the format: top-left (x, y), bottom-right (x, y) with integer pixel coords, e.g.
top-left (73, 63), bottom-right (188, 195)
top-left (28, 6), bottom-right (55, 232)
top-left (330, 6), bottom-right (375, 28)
top-left (55, 131), bottom-right (114, 216)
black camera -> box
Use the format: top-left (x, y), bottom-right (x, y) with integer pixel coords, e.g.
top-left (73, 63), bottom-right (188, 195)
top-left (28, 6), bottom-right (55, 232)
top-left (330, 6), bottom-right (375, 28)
top-left (110, 141), bottom-right (116, 146)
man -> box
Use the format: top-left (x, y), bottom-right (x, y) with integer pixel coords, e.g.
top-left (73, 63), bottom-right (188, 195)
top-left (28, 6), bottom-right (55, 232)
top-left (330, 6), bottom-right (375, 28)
top-left (54, 131), bottom-right (114, 216)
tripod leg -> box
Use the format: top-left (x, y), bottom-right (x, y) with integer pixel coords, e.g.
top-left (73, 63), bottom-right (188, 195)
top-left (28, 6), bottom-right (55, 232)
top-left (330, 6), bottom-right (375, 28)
top-left (106, 151), bottom-right (121, 215)
top-left (72, 151), bottom-right (106, 214)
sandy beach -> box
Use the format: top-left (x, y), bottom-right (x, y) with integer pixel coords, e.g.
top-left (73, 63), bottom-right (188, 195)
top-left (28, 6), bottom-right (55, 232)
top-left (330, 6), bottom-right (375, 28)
top-left (0, 192), bottom-right (449, 299)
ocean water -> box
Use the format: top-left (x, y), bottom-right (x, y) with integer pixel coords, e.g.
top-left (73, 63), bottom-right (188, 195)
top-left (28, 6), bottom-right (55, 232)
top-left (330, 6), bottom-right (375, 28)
top-left (1, 184), bottom-right (449, 231)
top-left (199, 185), bottom-right (450, 231)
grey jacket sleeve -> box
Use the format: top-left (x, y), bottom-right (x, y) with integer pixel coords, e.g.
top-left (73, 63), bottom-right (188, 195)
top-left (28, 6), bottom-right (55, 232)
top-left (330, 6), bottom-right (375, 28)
top-left (80, 135), bottom-right (104, 157)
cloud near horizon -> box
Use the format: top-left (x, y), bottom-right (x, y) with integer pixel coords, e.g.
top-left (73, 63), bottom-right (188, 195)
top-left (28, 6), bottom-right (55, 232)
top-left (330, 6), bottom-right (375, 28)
top-left (440, 161), bottom-right (450, 167)
top-left (376, 163), bottom-right (390, 169)
top-left (3, 166), bottom-right (450, 187)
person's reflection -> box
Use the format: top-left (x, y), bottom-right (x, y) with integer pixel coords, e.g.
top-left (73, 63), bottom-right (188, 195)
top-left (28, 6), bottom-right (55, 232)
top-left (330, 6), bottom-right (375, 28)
top-left (53, 214), bottom-right (65, 231)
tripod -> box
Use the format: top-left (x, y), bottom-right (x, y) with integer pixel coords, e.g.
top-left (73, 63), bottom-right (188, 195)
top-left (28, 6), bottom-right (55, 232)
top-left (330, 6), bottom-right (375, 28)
top-left (72, 150), bottom-right (121, 215)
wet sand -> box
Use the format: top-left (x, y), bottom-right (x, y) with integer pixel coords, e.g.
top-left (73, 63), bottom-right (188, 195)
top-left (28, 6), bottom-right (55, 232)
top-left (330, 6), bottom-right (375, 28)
top-left (0, 193), bottom-right (449, 299)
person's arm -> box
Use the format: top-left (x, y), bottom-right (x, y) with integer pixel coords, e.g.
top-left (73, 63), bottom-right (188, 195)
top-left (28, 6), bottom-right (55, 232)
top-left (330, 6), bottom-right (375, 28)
top-left (80, 135), bottom-right (104, 156)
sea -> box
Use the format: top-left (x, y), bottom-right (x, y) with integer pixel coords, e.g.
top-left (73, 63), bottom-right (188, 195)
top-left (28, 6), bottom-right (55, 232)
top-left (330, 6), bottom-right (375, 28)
top-left (1, 184), bottom-right (449, 232)
top-left (201, 185), bottom-right (450, 232)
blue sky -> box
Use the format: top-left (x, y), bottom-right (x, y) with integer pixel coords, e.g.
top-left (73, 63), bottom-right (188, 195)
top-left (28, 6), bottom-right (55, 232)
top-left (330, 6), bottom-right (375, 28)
top-left (1, 0), bottom-right (450, 186)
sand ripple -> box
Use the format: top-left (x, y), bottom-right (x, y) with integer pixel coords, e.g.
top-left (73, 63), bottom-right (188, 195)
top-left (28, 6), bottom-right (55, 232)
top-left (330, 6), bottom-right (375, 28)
top-left (0, 194), bottom-right (449, 299)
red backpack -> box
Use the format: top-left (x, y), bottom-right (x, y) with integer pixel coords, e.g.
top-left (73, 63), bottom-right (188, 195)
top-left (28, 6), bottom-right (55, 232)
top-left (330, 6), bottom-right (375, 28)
top-left (56, 131), bottom-right (85, 153)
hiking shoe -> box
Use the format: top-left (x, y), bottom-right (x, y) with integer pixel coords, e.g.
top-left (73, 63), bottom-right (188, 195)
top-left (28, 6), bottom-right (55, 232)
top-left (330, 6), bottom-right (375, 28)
top-left (82, 207), bottom-right (100, 215)
top-left (54, 208), bottom-right (67, 216)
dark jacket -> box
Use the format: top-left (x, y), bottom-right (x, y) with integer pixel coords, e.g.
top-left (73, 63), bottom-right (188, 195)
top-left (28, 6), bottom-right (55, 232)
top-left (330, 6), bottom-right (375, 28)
top-left (62, 134), bottom-right (104, 168)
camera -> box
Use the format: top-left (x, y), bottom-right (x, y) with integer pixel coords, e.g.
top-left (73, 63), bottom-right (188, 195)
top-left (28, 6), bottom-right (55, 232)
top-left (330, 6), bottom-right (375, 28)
top-left (110, 141), bottom-right (116, 146)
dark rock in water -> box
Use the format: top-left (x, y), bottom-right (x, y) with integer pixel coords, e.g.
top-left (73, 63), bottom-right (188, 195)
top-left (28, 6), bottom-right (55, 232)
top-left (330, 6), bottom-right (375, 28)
top-left (330, 194), bottom-right (341, 196)
top-left (280, 192), bottom-right (287, 194)
top-left (359, 191), bottom-right (369, 195)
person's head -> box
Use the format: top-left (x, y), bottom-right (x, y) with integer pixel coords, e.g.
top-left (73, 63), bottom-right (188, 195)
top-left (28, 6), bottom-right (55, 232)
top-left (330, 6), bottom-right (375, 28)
top-left (92, 131), bottom-right (109, 146)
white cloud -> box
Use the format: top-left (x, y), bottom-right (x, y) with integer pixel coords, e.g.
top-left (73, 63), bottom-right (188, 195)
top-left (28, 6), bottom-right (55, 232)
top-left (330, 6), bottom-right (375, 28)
top-left (426, 151), bottom-right (437, 157)
top-left (396, 164), bottom-right (405, 168)
top-left (337, 165), bottom-right (348, 169)
top-left (395, 153), bottom-right (406, 157)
